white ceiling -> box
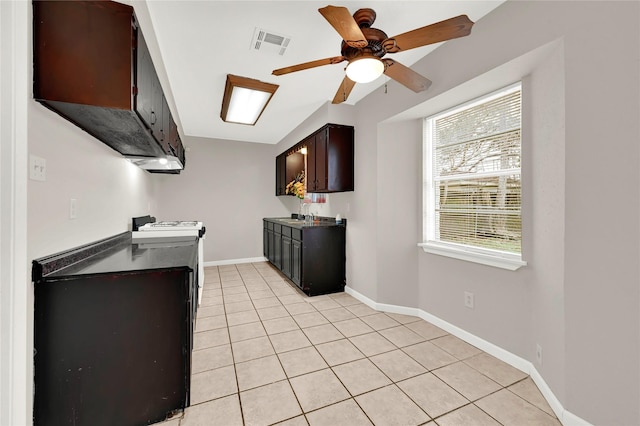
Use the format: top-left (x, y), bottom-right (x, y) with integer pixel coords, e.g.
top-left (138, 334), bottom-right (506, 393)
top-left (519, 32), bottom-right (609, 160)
top-left (140, 1), bottom-right (505, 145)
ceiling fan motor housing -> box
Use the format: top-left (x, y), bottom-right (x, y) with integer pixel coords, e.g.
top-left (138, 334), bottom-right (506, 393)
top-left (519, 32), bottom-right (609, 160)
top-left (341, 27), bottom-right (388, 60)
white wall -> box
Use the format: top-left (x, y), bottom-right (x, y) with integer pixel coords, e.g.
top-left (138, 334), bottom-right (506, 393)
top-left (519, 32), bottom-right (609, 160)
top-left (154, 136), bottom-right (287, 263)
top-left (28, 105), bottom-right (158, 260)
top-left (376, 120), bottom-right (420, 307)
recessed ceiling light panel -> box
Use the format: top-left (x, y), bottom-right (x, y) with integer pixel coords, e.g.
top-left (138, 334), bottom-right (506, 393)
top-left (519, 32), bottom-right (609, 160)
top-left (220, 74), bottom-right (279, 126)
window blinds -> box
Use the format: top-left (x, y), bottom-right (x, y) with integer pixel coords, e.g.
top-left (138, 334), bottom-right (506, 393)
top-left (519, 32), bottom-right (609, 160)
top-left (426, 84), bottom-right (522, 254)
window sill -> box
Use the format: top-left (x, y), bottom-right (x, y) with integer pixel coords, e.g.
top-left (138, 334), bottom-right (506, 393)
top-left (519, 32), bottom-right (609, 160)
top-left (418, 242), bottom-right (527, 271)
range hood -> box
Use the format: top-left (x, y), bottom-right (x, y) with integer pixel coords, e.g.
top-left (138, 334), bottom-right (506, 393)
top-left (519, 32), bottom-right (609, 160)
top-left (32, 1), bottom-right (186, 175)
top-left (126, 155), bottom-right (184, 172)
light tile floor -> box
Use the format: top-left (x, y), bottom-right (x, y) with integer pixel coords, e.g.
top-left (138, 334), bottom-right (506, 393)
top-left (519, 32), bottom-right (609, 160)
top-left (155, 262), bottom-right (561, 426)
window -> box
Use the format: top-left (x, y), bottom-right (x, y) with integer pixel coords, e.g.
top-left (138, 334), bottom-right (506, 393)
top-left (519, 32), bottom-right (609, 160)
top-left (420, 83), bottom-right (526, 270)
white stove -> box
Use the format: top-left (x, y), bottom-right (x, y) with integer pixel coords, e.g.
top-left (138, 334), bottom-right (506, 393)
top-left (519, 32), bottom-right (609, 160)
top-left (132, 220), bottom-right (206, 305)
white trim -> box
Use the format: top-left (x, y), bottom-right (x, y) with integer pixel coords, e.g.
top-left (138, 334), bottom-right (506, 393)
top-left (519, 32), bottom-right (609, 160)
top-left (561, 409), bottom-right (594, 426)
top-left (0, 1), bottom-right (30, 425)
top-left (426, 82), bottom-right (523, 122)
top-left (204, 257), bottom-right (267, 267)
top-left (418, 242), bottom-right (526, 271)
top-left (344, 285), bottom-right (592, 426)
top-left (0, 1), bottom-right (33, 425)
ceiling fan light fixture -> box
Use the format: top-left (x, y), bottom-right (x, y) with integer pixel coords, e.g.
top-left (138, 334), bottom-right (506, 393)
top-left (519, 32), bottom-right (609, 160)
top-left (345, 56), bottom-right (384, 83)
top-left (221, 74), bottom-right (279, 125)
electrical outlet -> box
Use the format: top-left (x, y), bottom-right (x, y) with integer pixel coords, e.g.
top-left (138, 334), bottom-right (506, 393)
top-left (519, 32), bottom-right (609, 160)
top-left (536, 344), bottom-right (543, 365)
top-left (464, 291), bottom-right (474, 309)
top-left (29, 155), bottom-right (47, 181)
top-left (69, 198), bottom-right (78, 219)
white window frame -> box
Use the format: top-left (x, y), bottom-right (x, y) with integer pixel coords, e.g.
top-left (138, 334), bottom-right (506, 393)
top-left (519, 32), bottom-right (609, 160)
top-left (419, 82), bottom-right (527, 271)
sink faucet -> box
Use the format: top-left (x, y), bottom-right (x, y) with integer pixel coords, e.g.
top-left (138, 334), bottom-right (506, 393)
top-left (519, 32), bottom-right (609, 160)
top-left (303, 203), bottom-right (312, 223)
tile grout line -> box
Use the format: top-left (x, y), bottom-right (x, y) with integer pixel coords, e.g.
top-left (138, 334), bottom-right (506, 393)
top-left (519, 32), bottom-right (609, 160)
top-left (224, 264), bottom-right (247, 426)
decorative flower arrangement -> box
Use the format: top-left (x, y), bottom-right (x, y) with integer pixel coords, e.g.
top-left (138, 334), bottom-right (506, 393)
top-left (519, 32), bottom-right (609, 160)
top-left (285, 171), bottom-right (305, 199)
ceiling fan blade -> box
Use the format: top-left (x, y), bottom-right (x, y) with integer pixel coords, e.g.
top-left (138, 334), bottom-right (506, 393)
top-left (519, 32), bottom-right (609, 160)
top-left (272, 56), bottom-right (345, 76)
top-left (382, 59), bottom-right (432, 93)
top-left (332, 76), bottom-right (356, 104)
top-left (384, 15), bottom-right (474, 53)
top-left (319, 5), bottom-right (368, 48)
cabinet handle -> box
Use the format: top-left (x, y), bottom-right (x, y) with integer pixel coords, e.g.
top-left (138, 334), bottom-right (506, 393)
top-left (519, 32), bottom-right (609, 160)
top-left (150, 111), bottom-right (156, 125)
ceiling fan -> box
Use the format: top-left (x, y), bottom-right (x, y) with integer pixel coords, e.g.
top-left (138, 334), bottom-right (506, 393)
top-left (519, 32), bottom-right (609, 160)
top-left (272, 6), bottom-right (474, 104)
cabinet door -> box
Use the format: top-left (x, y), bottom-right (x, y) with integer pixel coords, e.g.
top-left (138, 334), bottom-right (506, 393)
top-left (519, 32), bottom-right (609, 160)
top-left (169, 118), bottom-right (180, 158)
top-left (149, 72), bottom-right (164, 137)
top-left (313, 129), bottom-right (328, 192)
top-left (274, 231), bottom-right (282, 269)
top-left (326, 125), bottom-right (354, 192)
top-left (305, 129), bottom-right (328, 193)
top-left (305, 135), bottom-right (318, 192)
top-left (275, 154), bottom-right (286, 196)
top-left (267, 229), bottom-right (275, 263)
top-left (135, 30), bottom-right (154, 128)
top-left (286, 152), bottom-right (305, 185)
top-left (263, 226), bottom-right (268, 258)
top-left (33, 0), bottom-right (134, 109)
top-left (161, 96), bottom-right (171, 151)
top-left (281, 236), bottom-right (292, 278)
top-left (291, 239), bottom-right (302, 287)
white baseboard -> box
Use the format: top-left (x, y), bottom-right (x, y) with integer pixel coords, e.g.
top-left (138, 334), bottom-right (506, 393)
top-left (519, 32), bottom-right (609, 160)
top-left (344, 285), bottom-right (592, 426)
top-left (204, 257), bottom-right (267, 267)
top-left (561, 408), bottom-right (593, 426)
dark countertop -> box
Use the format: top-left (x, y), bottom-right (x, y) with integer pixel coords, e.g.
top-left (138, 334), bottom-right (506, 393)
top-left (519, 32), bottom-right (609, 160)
top-left (33, 232), bottom-right (198, 281)
top-left (264, 216), bottom-right (346, 229)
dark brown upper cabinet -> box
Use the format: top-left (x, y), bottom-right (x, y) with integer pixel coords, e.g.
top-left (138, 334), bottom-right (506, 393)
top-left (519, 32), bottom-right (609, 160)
top-left (304, 124), bottom-right (354, 193)
top-left (32, 0), bottom-right (184, 172)
top-left (276, 123), bottom-right (354, 195)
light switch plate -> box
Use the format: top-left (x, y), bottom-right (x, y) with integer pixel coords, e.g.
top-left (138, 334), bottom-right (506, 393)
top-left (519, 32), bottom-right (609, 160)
top-left (30, 155), bottom-right (46, 181)
top-left (69, 198), bottom-right (78, 219)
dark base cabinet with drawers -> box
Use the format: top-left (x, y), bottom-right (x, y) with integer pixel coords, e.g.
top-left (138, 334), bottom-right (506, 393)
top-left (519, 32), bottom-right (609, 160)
top-left (264, 218), bottom-right (346, 296)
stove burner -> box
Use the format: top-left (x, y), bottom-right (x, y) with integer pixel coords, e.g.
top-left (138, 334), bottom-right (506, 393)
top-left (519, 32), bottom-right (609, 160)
top-left (149, 221), bottom-right (200, 227)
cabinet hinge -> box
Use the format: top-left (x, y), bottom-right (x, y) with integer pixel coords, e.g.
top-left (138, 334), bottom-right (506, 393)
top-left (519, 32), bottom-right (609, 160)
top-left (132, 86), bottom-right (138, 96)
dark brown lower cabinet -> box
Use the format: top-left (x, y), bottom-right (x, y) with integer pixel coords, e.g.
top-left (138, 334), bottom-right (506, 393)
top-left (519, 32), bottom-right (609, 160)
top-left (263, 218), bottom-right (345, 296)
top-left (34, 270), bottom-right (190, 426)
top-left (32, 233), bottom-right (197, 426)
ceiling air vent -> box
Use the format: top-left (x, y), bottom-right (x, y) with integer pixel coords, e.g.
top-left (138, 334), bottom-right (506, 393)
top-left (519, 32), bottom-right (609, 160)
top-left (251, 28), bottom-right (291, 56)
